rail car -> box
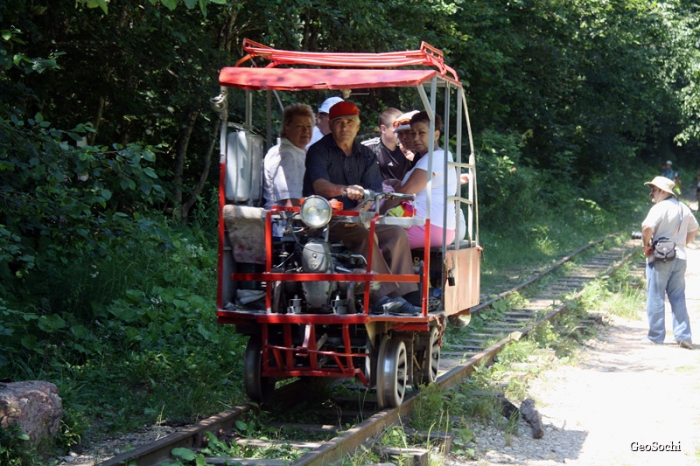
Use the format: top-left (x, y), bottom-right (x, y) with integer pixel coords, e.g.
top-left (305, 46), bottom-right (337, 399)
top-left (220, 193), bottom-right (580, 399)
top-left (212, 39), bottom-right (481, 408)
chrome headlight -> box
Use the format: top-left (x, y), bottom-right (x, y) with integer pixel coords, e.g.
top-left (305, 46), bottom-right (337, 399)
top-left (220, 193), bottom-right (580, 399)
top-left (300, 196), bottom-right (332, 229)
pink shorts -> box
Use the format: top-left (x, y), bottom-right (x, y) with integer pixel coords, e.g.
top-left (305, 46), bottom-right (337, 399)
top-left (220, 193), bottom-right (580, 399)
top-left (406, 224), bottom-right (455, 249)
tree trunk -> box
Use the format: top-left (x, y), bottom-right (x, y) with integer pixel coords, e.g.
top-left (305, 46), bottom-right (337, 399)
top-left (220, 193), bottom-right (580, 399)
top-left (218, 5), bottom-right (241, 54)
top-left (180, 120), bottom-right (219, 225)
top-left (172, 108), bottom-right (200, 219)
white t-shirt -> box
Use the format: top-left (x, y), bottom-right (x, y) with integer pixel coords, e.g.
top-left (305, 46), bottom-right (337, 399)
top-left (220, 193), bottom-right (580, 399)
top-left (642, 197), bottom-right (699, 261)
top-left (307, 126), bottom-right (324, 150)
top-left (263, 138), bottom-right (306, 236)
top-left (401, 148), bottom-right (457, 230)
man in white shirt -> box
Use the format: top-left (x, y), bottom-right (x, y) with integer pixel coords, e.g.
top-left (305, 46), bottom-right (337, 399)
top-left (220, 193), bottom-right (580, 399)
top-left (641, 175), bottom-right (698, 348)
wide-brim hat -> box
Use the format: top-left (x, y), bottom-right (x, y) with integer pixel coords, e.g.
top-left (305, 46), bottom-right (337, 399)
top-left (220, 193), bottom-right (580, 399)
top-left (318, 96), bottom-right (344, 114)
top-left (644, 176), bottom-right (676, 196)
top-left (393, 110), bottom-right (419, 133)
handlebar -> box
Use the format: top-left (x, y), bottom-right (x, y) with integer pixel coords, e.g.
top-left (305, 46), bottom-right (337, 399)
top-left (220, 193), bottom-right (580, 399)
top-left (363, 189), bottom-right (415, 202)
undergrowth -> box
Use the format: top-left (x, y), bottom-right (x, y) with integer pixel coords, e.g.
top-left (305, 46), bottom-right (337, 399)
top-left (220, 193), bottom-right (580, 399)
top-left (0, 149), bottom-right (657, 465)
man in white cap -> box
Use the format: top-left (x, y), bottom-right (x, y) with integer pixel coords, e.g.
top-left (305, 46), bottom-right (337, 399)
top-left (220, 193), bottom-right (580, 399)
top-left (307, 96), bottom-right (344, 149)
top-left (641, 175), bottom-right (698, 348)
top-left (392, 110), bottom-right (419, 165)
top-left (662, 160), bottom-right (674, 180)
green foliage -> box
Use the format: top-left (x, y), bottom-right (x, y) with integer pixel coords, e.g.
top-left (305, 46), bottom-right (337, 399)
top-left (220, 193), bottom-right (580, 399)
top-left (451, 426), bottom-right (477, 458)
top-left (579, 262), bottom-right (647, 320)
top-left (0, 423), bottom-right (40, 466)
top-left (2, 0), bottom-right (700, 459)
top-left (476, 129), bottom-right (545, 231)
top-left (0, 111), bottom-right (165, 286)
top-left (55, 408), bottom-right (89, 452)
top-left (531, 321), bottom-right (560, 349)
top-left (410, 384), bottom-right (446, 431)
top-left (168, 429), bottom-right (301, 464)
top-left (380, 426), bottom-right (409, 449)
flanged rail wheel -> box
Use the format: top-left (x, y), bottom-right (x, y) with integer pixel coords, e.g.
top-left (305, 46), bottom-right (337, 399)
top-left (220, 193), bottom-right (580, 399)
top-left (420, 326), bottom-right (441, 385)
top-left (376, 335), bottom-right (408, 409)
top-left (244, 336), bottom-right (275, 403)
top-left (362, 335), bottom-right (378, 388)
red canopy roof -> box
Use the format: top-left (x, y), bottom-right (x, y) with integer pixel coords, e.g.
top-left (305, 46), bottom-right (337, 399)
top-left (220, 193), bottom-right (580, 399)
top-left (218, 39), bottom-right (462, 91)
top-left (218, 68), bottom-right (455, 91)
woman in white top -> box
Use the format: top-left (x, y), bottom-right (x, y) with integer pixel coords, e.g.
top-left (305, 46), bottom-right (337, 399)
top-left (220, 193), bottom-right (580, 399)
top-left (394, 111), bottom-right (459, 249)
top-left (263, 104), bottom-right (314, 236)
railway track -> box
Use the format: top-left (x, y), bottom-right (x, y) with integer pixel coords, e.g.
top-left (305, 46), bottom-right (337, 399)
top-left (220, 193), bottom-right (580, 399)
top-left (99, 236), bottom-right (641, 466)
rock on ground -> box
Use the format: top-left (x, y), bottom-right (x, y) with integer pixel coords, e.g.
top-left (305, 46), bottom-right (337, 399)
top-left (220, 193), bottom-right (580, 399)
top-left (0, 380), bottom-right (63, 445)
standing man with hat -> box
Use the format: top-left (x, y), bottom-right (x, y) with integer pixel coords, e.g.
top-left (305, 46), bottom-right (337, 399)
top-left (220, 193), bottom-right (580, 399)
top-left (303, 101), bottom-right (421, 315)
top-left (307, 96), bottom-right (344, 149)
top-left (642, 175), bottom-right (698, 348)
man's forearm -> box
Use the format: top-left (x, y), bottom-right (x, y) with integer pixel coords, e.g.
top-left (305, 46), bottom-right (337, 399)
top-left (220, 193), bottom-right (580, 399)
top-left (312, 178), bottom-right (344, 198)
top-left (642, 225), bottom-right (654, 258)
top-left (642, 225), bottom-right (653, 247)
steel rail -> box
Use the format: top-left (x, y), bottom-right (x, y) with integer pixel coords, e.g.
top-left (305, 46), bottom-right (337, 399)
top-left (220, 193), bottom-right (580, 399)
top-left (97, 236), bottom-right (639, 466)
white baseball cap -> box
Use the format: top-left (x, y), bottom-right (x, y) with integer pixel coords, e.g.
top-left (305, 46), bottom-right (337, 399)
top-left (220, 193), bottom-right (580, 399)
top-left (393, 110), bottom-right (419, 133)
top-left (318, 97), bottom-right (344, 114)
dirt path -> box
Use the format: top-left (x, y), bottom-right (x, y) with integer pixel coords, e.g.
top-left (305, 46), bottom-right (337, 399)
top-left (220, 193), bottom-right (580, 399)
top-left (467, 237), bottom-right (700, 465)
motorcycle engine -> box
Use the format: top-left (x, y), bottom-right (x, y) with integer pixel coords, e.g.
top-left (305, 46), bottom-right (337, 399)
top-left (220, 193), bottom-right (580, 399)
top-left (301, 238), bottom-right (336, 309)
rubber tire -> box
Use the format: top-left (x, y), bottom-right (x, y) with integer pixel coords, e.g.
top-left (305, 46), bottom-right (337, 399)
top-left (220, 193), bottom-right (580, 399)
top-left (363, 335), bottom-right (378, 388)
top-left (420, 326), bottom-right (441, 385)
top-left (244, 336), bottom-right (275, 403)
top-left (376, 336), bottom-right (408, 409)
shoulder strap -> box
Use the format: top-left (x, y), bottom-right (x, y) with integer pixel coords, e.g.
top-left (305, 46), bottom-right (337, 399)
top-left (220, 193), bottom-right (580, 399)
top-left (674, 201), bottom-right (683, 238)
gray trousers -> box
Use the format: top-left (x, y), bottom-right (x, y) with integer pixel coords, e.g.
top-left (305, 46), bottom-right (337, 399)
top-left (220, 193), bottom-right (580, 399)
top-left (330, 223), bottom-right (418, 302)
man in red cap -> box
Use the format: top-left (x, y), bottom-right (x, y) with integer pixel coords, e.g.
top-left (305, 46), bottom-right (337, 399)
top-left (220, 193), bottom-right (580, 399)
top-left (303, 101), bottom-right (421, 315)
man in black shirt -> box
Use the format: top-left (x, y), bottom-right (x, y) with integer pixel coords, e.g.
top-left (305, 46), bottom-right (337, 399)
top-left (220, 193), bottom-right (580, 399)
top-left (304, 101), bottom-right (420, 315)
top-left (362, 107), bottom-right (409, 180)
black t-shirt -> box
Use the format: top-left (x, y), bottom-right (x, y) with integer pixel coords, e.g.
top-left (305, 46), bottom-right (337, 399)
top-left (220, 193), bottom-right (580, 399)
top-left (362, 137), bottom-right (410, 181)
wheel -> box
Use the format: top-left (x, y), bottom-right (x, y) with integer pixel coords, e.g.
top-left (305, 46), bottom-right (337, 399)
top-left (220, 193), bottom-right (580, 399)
top-left (362, 335), bottom-right (378, 387)
top-left (244, 336), bottom-right (275, 403)
top-left (420, 326), bottom-right (441, 385)
top-left (272, 280), bottom-right (286, 313)
top-left (376, 335), bottom-right (408, 409)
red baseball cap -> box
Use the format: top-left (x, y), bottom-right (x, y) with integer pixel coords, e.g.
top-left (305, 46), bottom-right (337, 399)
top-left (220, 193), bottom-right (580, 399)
top-left (329, 101), bottom-right (359, 122)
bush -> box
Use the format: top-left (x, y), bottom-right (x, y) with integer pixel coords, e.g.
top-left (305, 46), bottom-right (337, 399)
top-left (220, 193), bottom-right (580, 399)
top-left (475, 129), bottom-right (547, 233)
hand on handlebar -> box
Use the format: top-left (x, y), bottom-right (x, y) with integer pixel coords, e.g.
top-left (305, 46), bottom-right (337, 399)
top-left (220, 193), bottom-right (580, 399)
top-left (345, 185), bottom-right (365, 201)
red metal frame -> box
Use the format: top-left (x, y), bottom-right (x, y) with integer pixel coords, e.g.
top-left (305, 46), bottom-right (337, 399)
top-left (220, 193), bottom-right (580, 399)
top-left (216, 39), bottom-right (474, 386)
top-left (259, 323), bottom-right (369, 385)
top-left (221, 205), bottom-right (426, 318)
top-left (215, 204), bottom-right (436, 384)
